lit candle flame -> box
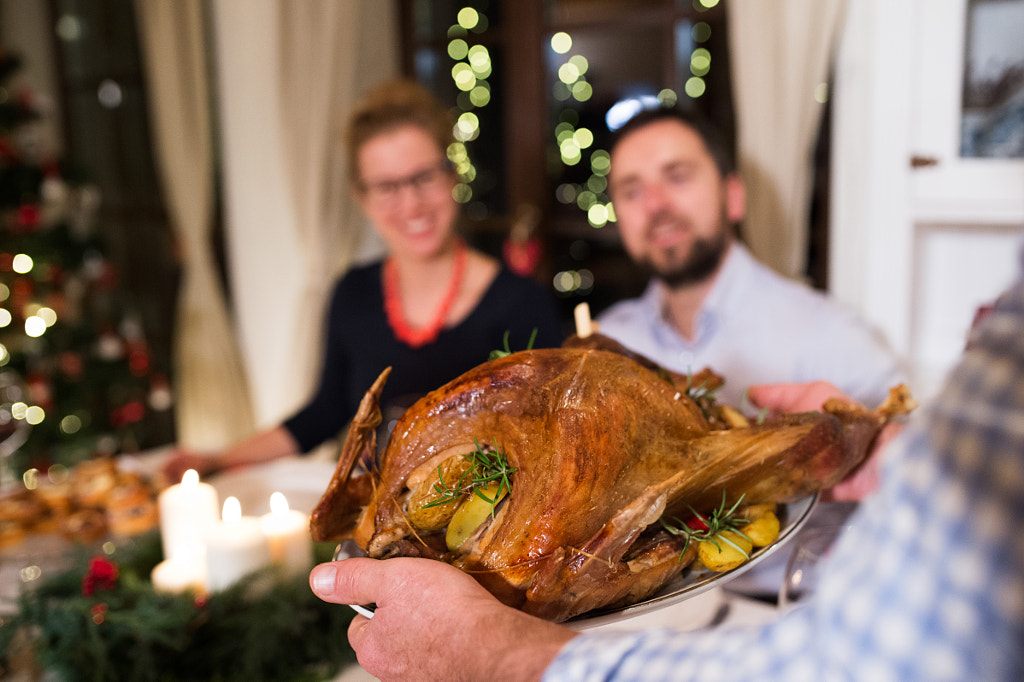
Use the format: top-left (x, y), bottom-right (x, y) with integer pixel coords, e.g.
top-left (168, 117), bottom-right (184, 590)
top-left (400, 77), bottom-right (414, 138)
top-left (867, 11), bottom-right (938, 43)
top-left (270, 491), bottom-right (290, 515)
top-left (181, 469), bottom-right (199, 488)
top-left (222, 496), bottom-right (242, 524)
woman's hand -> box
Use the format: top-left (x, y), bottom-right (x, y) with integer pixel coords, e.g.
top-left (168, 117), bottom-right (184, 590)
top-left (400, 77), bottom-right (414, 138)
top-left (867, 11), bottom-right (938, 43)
top-left (161, 448), bottom-right (222, 485)
top-left (160, 427), bottom-right (302, 486)
top-left (310, 557), bottom-right (575, 681)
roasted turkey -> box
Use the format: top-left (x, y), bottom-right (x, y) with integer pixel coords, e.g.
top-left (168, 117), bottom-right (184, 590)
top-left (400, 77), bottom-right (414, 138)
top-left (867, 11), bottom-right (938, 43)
top-left (311, 334), bottom-right (913, 622)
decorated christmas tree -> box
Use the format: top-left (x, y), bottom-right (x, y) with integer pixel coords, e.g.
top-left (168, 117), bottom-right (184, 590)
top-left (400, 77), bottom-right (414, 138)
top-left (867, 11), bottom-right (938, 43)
top-left (0, 49), bottom-right (172, 483)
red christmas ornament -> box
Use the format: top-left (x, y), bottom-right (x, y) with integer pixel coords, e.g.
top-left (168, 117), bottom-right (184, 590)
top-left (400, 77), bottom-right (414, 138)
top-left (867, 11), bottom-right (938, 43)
top-left (502, 237), bottom-right (542, 277)
top-left (60, 351), bottom-right (84, 379)
top-left (118, 401), bottom-right (146, 425)
top-left (16, 203), bottom-right (40, 228)
top-left (82, 556), bottom-right (119, 596)
top-left (46, 264), bottom-right (66, 285)
top-left (41, 158), bottom-right (61, 177)
top-left (16, 88), bottom-right (34, 109)
top-left (128, 349), bottom-right (150, 377)
top-left (26, 373), bottom-right (53, 410)
top-left (97, 263), bottom-right (119, 289)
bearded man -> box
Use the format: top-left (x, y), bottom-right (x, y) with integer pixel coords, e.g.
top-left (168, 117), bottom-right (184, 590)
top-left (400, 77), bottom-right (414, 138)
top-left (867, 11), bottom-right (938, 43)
top-left (599, 107), bottom-right (904, 412)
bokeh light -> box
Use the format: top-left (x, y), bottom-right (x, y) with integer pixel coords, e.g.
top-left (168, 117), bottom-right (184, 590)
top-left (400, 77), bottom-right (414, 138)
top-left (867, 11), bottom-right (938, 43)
top-left (25, 316), bottom-right (47, 338)
top-left (12, 254), bottom-right (33, 274)
top-left (814, 82), bottom-right (829, 104)
top-left (551, 32), bottom-right (572, 54)
top-left (448, 38), bottom-right (469, 60)
top-left (690, 48), bottom-right (711, 76)
top-left (457, 7), bottom-right (479, 29)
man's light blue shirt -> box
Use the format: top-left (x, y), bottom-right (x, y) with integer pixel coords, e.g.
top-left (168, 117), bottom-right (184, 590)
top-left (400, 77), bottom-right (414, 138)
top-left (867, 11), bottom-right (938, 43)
top-left (597, 242), bottom-right (905, 407)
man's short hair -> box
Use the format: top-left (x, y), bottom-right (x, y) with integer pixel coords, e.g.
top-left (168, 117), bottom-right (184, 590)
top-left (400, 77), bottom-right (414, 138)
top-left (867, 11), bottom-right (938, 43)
top-left (609, 106), bottom-right (736, 178)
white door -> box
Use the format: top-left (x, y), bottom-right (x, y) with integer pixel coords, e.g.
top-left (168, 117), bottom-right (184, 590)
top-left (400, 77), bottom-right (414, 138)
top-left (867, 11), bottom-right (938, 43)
top-left (831, 0), bottom-right (1024, 402)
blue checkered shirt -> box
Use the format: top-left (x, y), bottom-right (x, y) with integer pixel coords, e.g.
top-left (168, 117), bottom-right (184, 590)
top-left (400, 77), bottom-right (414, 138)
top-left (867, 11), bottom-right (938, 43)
top-left (546, 269), bottom-right (1024, 681)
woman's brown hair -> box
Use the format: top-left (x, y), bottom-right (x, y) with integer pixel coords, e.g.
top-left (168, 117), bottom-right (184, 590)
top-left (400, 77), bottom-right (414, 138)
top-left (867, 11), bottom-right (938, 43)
top-left (345, 78), bottom-right (455, 187)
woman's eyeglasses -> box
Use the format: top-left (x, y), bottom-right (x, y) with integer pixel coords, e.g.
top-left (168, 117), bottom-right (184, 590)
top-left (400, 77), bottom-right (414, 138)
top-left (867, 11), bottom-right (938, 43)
top-left (359, 160), bottom-right (452, 206)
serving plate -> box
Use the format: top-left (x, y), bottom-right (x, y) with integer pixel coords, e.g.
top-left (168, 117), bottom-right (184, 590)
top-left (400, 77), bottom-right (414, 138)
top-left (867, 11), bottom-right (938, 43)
top-left (334, 493), bottom-right (817, 628)
top-left (567, 493), bottom-right (818, 630)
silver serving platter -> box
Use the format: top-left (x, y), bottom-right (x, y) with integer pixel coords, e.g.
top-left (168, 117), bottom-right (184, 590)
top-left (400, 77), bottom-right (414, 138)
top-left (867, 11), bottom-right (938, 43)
top-left (568, 493), bottom-right (818, 629)
top-left (335, 493), bottom-right (818, 626)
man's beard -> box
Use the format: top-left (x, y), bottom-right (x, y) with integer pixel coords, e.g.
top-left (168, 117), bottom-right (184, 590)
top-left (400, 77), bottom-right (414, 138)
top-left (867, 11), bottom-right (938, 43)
top-left (636, 215), bottom-right (730, 289)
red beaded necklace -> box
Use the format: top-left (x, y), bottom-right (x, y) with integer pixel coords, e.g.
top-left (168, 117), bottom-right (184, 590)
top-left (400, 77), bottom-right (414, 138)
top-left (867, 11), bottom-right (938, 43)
top-left (383, 240), bottom-right (467, 348)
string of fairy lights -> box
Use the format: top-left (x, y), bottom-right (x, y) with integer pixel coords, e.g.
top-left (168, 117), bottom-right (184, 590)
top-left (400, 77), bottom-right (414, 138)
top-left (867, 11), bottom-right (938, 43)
top-left (546, 4), bottom-right (718, 296)
top-left (445, 6), bottom-right (491, 206)
top-left (444, 2), bottom-right (717, 240)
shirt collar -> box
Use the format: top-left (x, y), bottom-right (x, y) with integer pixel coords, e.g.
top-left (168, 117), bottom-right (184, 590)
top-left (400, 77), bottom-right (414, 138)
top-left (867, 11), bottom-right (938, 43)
top-left (703, 240), bottom-right (750, 314)
top-left (647, 240), bottom-right (745, 345)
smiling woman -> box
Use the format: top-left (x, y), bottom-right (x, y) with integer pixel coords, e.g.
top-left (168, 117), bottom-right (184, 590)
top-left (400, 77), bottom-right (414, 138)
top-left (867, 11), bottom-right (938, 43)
top-left (161, 78), bottom-right (566, 484)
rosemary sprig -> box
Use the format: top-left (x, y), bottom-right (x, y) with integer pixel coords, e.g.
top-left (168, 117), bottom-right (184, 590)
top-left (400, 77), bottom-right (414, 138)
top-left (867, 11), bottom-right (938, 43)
top-left (684, 372), bottom-right (721, 422)
top-left (422, 439), bottom-right (517, 517)
top-left (684, 373), bottom-right (718, 403)
top-left (660, 491), bottom-right (751, 561)
top-left (489, 328), bottom-right (539, 360)
top-left (739, 388), bottom-right (769, 425)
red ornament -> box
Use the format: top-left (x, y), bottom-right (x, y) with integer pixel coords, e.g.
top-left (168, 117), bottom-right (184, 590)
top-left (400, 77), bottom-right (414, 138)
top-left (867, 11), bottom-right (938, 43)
top-left (42, 158), bottom-right (61, 177)
top-left (82, 556), bottom-right (119, 596)
top-left (60, 351), bottom-right (84, 379)
top-left (383, 240), bottom-right (467, 348)
top-left (16, 203), bottom-right (40, 227)
top-left (128, 348), bottom-right (150, 376)
top-left (16, 88), bottom-right (34, 109)
top-left (118, 401), bottom-right (146, 425)
top-left (502, 237), bottom-right (542, 277)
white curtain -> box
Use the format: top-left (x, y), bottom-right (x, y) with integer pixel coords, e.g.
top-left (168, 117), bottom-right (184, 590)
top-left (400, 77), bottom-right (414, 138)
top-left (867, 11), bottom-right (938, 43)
top-left (276, 0), bottom-right (387, 397)
top-left (209, 0), bottom-right (395, 427)
top-left (134, 0), bottom-right (255, 449)
top-left (727, 0), bottom-right (847, 279)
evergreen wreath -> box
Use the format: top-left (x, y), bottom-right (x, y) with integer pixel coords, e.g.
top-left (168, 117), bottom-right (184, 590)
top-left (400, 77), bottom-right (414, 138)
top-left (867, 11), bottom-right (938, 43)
top-left (0, 532), bottom-right (356, 681)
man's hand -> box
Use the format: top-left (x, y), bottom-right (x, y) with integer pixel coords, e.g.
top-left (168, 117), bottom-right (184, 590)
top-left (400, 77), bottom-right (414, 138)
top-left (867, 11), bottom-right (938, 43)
top-left (310, 557), bottom-right (576, 681)
top-left (745, 380), bottom-right (851, 415)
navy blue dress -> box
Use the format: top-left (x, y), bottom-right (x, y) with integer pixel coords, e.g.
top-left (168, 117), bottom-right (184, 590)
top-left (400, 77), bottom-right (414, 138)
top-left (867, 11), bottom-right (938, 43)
top-left (283, 262), bottom-right (566, 452)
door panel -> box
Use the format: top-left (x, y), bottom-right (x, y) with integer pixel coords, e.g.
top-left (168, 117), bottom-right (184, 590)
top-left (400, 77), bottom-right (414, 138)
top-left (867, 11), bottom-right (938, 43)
top-left (832, 0), bottom-right (1024, 402)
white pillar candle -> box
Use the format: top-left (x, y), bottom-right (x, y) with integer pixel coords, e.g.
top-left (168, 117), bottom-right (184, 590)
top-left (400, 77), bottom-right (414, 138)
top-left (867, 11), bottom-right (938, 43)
top-left (259, 492), bottom-right (314, 578)
top-left (151, 552), bottom-right (206, 595)
top-left (204, 496), bottom-right (271, 592)
top-left (157, 469), bottom-right (219, 562)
